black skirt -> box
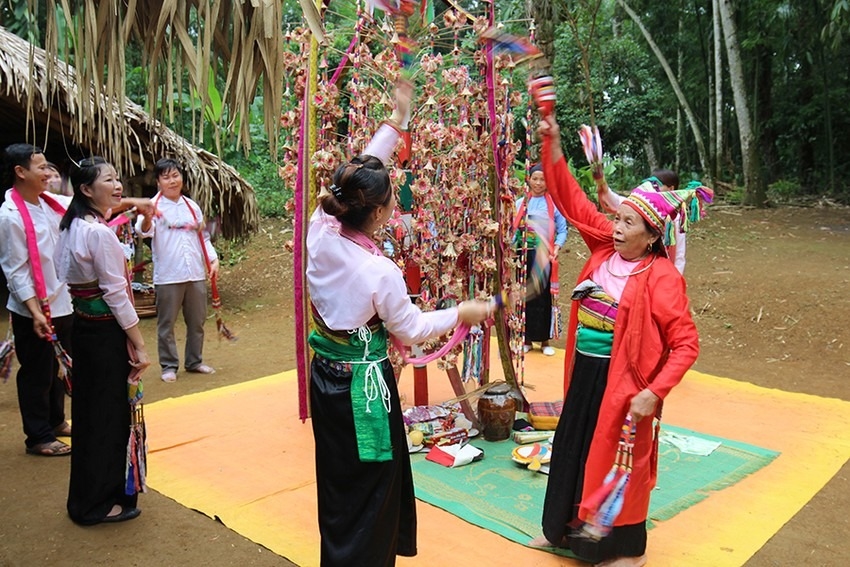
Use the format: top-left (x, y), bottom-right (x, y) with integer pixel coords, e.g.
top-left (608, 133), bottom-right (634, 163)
top-left (524, 248), bottom-right (553, 342)
top-left (310, 356), bottom-right (416, 567)
top-left (67, 317), bottom-right (137, 525)
top-left (541, 352), bottom-right (646, 562)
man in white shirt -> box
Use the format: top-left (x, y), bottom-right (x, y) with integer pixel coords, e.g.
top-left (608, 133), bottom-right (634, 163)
top-left (0, 144), bottom-right (73, 456)
top-left (137, 159), bottom-right (219, 383)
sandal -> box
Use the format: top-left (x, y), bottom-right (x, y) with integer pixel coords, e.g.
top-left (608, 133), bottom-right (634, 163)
top-left (53, 421), bottom-right (72, 437)
top-left (26, 440), bottom-right (71, 457)
top-left (187, 364), bottom-right (215, 375)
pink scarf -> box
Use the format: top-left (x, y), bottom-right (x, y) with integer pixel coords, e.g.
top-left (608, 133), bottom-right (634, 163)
top-left (8, 189), bottom-right (66, 323)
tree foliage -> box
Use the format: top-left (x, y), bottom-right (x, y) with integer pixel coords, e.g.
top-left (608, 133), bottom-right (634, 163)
top-left (4, 0), bottom-right (849, 205)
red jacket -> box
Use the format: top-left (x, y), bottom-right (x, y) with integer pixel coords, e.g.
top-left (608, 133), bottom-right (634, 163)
top-left (542, 139), bottom-right (700, 525)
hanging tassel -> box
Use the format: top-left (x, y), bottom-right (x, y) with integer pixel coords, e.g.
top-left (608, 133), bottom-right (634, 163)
top-left (125, 404), bottom-right (147, 495)
top-left (580, 414), bottom-right (636, 540)
top-left (663, 219), bottom-right (676, 247)
top-left (551, 305), bottom-right (563, 339)
top-left (52, 339), bottom-right (73, 396)
top-left (688, 193), bottom-right (702, 224)
top-left (210, 277), bottom-right (237, 342)
top-left (462, 326), bottom-right (484, 384)
top-left (578, 124), bottom-right (603, 165)
top-left (0, 322), bottom-right (14, 383)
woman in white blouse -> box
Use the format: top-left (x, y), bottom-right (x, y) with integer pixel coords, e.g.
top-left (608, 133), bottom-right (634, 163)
top-left (55, 157), bottom-right (152, 525)
top-left (306, 82), bottom-right (491, 566)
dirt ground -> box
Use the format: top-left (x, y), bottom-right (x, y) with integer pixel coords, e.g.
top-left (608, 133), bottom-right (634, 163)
top-left (0, 205), bottom-right (848, 566)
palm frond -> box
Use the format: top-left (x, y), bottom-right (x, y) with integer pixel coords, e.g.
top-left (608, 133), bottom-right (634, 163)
top-left (0, 25), bottom-right (258, 238)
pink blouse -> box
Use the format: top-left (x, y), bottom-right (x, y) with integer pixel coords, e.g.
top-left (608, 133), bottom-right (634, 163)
top-left (306, 122), bottom-right (459, 345)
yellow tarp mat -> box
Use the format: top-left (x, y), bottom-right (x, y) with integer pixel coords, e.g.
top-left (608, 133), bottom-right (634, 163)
top-left (144, 349), bottom-right (850, 566)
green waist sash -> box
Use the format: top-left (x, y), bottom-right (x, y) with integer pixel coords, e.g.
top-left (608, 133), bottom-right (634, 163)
top-left (69, 283), bottom-right (113, 319)
top-left (576, 325), bottom-right (613, 357)
top-left (309, 325), bottom-right (393, 463)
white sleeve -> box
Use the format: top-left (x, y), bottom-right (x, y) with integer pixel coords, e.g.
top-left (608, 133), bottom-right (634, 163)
top-left (0, 215), bottom-right (36, 304)
top-left (363, 123), bottom-right (401, 165)
top-left (135, 214), bottom-right (155, 238)
top-left (90, 226), bottom-right (139, 329)
top-left (674, 230), bottom-right (687, 274)
top-left (371, 261), bottom-right (459, 345)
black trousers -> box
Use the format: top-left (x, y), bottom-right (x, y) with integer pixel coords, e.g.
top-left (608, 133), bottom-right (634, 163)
top-left (11, 312), bottom-right (71, 448)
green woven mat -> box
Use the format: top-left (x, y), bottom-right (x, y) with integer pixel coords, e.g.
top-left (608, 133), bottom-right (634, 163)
top-left (410, 425), bottom-right (779, 550)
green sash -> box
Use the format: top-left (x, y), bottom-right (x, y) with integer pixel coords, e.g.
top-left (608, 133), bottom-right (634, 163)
top-left (576, 325), bottom-right (614, 356)
top-left (71, 295), bottom-right (112, 317)
top-left (308, 326), bottom-right (393, 462)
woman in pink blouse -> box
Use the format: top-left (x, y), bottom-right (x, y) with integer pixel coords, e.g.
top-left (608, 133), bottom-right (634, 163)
top-left (55, 157), bottom-right (152, 525)
top-left (306, 82), bottom-right (491, 566)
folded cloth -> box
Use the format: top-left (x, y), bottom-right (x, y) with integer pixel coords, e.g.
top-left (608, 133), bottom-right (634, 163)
top-left (426, 443), bottom-right (484, 468)
top-left (529, 401), bottom-right (563, 431)
top-left (659, 431), bottom-right (722, 456)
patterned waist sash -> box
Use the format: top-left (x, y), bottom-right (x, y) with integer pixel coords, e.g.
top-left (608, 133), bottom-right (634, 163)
top-left (572, 279), bottom-right (617, 356)
top-left (69, 281), bottom-right (114, 320)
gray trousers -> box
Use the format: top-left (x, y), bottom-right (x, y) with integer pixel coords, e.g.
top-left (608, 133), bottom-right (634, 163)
top-left (155, 280), bottom-right (207, 371)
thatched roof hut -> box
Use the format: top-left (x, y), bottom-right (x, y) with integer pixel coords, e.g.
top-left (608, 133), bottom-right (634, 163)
top-left (0, 26), bottom-right (258, 239)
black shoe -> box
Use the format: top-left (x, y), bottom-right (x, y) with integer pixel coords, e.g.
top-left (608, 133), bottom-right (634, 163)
top-left (101, 507), bottom-right (141, 523)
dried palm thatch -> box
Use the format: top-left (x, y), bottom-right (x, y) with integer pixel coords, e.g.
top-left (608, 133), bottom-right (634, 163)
top-left (0, 25), bottom-right (258, 239)
top-left (35, 0), bottom-right (284, 160)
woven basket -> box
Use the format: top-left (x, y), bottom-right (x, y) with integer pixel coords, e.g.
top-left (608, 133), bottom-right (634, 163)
top-left (133, 284), bottom-right (157, 318)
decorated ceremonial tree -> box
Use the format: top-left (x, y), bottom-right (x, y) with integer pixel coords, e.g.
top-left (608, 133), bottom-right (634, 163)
top-left (283, 1), bottom-right (549, 418)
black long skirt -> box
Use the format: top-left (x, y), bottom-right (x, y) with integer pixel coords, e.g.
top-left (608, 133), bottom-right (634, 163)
top-left (525, 248), bottom-right (553, 342)
top-left (310, 356), bottom-right (416, 567)
top-left (541, 352), bottom-right (646, 563)
top-left (67, 317), bottom-right (137, 525)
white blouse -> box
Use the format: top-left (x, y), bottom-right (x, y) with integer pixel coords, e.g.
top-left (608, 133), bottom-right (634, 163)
top-left (307, 121), bottom-right (460, 344)
top-left (54, 217), bottom-right (139, 330)
top-left (135, 194), bottom-right (217, 285)
top-left (306, 208), bottom-right (459, 345)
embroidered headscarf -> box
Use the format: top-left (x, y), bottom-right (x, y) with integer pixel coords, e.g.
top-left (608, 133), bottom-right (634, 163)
top-left (623, 181), bottom-right (714, 245)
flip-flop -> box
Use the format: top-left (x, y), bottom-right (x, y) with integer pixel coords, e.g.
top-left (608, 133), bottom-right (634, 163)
top-left (26, 440), bottom-right (71, 457)
top-left (53, 422), bottom-right (72, 437)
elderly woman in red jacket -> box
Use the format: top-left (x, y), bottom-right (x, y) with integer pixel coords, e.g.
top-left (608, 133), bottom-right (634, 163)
top-left (529, 113), bottom-right (710, 567)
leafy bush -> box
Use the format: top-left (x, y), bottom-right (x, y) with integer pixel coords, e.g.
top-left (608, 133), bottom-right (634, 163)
top-left (226, 148), bottom-right (292, 218)
top-left (767, 179), bottom-right (801, 204)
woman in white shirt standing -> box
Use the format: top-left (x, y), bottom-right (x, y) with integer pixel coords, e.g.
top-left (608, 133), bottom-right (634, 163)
top-left (136, 159), bottom-right (219, 383)
top-left (306, 81), bottom-right (492, 566)
top-left (55, 157), bottom-right (152, 524)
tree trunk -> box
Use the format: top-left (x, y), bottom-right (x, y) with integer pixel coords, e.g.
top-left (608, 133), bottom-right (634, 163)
top-left (527, 0), bottom-right (558, 65)
top-left (717, 0), bottom-right (766, 206)
top-left (676, 9), bottom-right (684, 173)
top-left (755, 44), bottom-right (779, 188)
top-left (644, 140), bottom-right (658, 170)
top-left (797, 59), bottom-right (817, 192)
top-left (617, 0), bottom-right (709, 173)
top-left (712, 0), bottom-right (723, 185)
